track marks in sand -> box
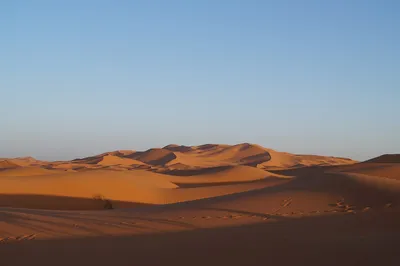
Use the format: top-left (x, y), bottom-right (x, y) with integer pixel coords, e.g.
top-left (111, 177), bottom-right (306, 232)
top-left (328, 198), bottom-right (395, 214)
top-left (172, 198), bottom-right (397, 223)
top-left (0, 234), bottom-right (37, 243)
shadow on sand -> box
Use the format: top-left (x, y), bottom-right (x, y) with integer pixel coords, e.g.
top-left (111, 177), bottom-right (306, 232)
top-left (0, 211), bottom-right (399, 266)
top-left (0, 194), bottom-right (149, 210)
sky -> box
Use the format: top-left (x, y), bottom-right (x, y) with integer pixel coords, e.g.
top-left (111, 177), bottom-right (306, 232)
top-left (1, 0), bottom-right (399, 161)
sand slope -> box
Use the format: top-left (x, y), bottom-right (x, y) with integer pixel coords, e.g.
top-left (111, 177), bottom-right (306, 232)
top-left (332, 163), bottom-right (400, 180)
top-left (258, 149), bottom-right (356, 170)
top-left (0, 167), bottom-right (66, 177)
top-left (364, 154), bottom-right (400, 163)
top-left (96, 155), bottom-right (146, 166)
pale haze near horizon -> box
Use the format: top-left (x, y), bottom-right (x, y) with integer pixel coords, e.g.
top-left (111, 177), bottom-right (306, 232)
top-left (1, 0), bottom-right (399, 161)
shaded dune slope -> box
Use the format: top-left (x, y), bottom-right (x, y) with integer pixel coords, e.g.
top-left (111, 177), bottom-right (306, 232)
top-left (329, 154), bottom-right (400, 180)
top-left (332, 163), bottom-right (400, 180)
top-left (364, 154), bottom-right (400, 164)
top-left (126, 148), bottom-right (177, 166)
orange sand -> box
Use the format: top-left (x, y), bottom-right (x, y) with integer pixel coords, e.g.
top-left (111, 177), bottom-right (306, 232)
top-left (0, 144), bottom-right (399, 266)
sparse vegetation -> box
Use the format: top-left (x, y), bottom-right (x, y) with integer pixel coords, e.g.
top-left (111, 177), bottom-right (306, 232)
top-left (93, 194), bottom-right (114, 210)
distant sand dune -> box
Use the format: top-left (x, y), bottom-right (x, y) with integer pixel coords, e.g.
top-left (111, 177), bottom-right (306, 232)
top-left (97, 155), bottom-right (146, 166)
top-left (0, 157), bottom-right (43, 167)
top-left (0, 160), bottom-right (21, 169)
top-left (163, 144), bottom-right (193, 153)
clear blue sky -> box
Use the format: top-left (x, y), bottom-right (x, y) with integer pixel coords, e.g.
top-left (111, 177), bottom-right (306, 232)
top-left (1, 0), bottom-right (399, 161)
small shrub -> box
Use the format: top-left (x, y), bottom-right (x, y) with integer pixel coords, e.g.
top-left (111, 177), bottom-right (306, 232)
top-left (103, 199), bottom-right (113, 209)
top-left (93, 194), bottom-right (114, 210)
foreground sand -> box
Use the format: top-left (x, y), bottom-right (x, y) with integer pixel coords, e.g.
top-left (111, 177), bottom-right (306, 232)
top-left (0, 144), bottom-right (399, 265)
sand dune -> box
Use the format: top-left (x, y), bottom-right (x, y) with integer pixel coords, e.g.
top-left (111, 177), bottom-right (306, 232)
top-left (0, 160), bottom-right (21, 169)
top-left (0, 143), bottom-right (362, 209)
top-left (9, 157), bottom-right (43, 166)
top-left (364, 154), bottom-right (400, 163)
top-left (0, 159), bottom-right (398, 236)
top-left (168, 165), bottom-right (289, 184)
top-left (147, 143), bottom-right (356, 170)
top-left (165, 151), bottom-right (232, 168)
top-left (163, 144), bottom-right (194, 152)
top-left (199, 143), bottom-right (271, 164)
top-left (333, 172), bottom-right (400, 193)
top-left (96, 155), bottom-right (146, 166)
top-left (70, 150), bottom-right (135, 164)
top-left (8, 143), bottom-right (355, 171)
top-left (258, 149), bottom-right (356, 170)
top-left (0, 169), bottom-right (179, 207)
top-left (0, 146), bottom-right (398, 266)
top-left (0, 165), bottom-right (289, 207)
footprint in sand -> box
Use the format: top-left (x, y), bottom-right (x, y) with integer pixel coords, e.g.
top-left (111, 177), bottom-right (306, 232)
top-left (17, 234), bottom-right (37, 241)
top-left (0, 237), bottom-right (11, 243)
top-left (362, 207), bottom-right (371, 212)
top-left (385, 203), bottom-right (392, 208)
top-left (281, 198), bottom-right (293, 207)
top-left (332, 199), bottom-right (357, 213)
top-left (120, 221), bottom-right (135, 226)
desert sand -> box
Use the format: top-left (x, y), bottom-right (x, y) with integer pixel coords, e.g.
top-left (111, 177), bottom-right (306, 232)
top-left (0, 144), bottom-right (399, 266)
